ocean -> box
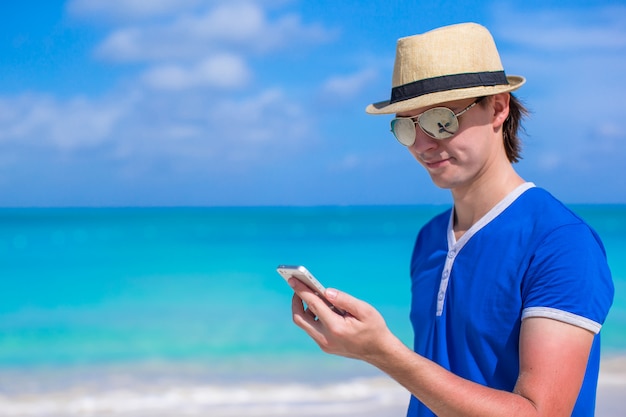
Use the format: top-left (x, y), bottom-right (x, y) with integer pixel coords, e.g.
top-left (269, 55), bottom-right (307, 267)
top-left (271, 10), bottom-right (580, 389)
top-left (0, 205), bottom-right (624, 416)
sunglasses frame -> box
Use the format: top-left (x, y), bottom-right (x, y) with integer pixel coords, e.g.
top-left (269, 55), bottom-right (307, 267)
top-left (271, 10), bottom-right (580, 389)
top-left (390, 97), bottom-right (485, 146)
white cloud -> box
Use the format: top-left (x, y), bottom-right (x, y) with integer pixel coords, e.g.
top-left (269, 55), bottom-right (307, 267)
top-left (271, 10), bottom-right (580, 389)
top-left (94, 2), bottom-right (333, 62)
top-left (490, 3), bottom-right (626, 186)
top-left (0, 83), bottom-right (311, 174)
top-left (67, 0), bottom-right (295, 22)
top-left (0, 93), bottom-right (134, 150)
top-left (595, 122), bottom-right (624, 140)
top-left (494, 4), bottom-right (626, 51)
top-left (330, 154), bottom-right (360, 171)
top-left (534, 152), bottom-right (562, 172)
top-left (142, 54), bottom-right (252, 91)
top-left (209, 88), bottom-right (311, 148)
top-left (0, 0), bottom-right (332, 186)
top-left (320, 69), bottom-right (378, 101)
top-left (67, 0), bottom-right (202, 21)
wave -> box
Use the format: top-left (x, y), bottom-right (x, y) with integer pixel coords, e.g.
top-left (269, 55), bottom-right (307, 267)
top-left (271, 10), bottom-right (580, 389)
top-left (1, 361), bottom-right (625, 417)
top-left (0, 376), bottom-right (409, 417)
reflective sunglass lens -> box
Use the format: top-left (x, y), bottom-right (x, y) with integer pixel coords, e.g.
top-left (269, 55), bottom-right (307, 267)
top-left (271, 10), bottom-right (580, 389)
top-left (390, 118), bottom-right (417, 146)
top-left (389, 99), bottom-right (481, 145)
top-left (419, 108), bottom-right (459, 139)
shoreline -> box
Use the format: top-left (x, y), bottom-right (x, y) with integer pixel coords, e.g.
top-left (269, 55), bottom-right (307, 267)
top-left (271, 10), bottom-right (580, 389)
top-left (0, 356), bottom-right (623, 417)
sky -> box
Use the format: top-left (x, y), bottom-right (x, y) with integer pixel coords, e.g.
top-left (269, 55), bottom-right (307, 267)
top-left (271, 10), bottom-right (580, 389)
top-left (1, 0), bottom-right (625, 206)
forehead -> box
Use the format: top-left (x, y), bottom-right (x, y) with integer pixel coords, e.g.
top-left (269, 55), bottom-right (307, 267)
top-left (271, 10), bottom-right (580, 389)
top-left (395, 97), bottom-right (478, 118)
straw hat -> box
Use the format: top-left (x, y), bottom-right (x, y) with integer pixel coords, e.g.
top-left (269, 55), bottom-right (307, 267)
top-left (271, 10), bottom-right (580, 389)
top-left (366, 23), bottom-right (525, 115)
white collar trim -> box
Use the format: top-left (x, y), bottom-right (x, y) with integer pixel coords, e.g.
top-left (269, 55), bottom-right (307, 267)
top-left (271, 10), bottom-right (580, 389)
top-left (447, 182), bottom-right (536, 249)
top-left (436, 182), bottom-right (535, 316)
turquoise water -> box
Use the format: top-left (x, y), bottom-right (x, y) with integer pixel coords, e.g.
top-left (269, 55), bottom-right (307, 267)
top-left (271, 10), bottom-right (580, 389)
top-left (0, 206), bottom-right (624, 416)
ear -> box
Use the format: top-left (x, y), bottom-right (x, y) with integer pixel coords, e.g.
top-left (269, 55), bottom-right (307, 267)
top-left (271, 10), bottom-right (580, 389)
top-left (491, 93), bottom-right (510, 131)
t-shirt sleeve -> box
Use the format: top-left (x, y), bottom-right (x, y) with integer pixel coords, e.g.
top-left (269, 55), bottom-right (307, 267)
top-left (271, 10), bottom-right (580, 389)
top-left (521, 222), bottom-right (614, 334)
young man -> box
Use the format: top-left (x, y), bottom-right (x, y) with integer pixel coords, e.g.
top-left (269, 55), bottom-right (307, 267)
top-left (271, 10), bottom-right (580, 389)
top-left (289, 23), bottom-right (614, 416)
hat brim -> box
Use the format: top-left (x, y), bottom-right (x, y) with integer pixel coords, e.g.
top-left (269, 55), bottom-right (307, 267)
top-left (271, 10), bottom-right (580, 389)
top-left (366, 75), bottom-right (525, 115)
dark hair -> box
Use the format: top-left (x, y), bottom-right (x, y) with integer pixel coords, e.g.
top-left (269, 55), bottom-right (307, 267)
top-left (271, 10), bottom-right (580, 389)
top-left (480, 93), bottom-right (528, 163)
top-left (504, 94), bottom-right (528, 163)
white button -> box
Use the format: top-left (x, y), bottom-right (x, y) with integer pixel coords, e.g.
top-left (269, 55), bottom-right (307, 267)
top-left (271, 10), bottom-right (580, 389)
top-left (438, 292), bottom-right (444, 301)
top-left (443, 270), bottom-right (449, 278)
top-left (447, 250), bottom-right (456, 259)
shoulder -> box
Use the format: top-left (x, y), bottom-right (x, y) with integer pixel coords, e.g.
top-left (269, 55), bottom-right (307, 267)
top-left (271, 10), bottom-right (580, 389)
top-left (511, 187), bottom-right (584, 225)
top-left (411, 208), bottom-right (450, 262)
top-left (418, 208), bottom-right (451, 236)
top-left (513, 187), bottom-right (608, 273)
top-left (504, 187), bottom-right (604, 249)
top-left (516, 189), bottom-right (614, 331)
top-left (414, 208), bottom-right (450, 248)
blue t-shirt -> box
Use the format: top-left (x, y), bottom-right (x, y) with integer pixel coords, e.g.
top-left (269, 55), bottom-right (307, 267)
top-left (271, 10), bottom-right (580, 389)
top-left (407, 184), bottom-right (614, 417)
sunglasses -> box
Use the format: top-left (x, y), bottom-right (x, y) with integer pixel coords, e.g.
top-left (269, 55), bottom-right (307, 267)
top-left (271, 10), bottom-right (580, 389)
top-left (390, 97), bottom-right (484, 146)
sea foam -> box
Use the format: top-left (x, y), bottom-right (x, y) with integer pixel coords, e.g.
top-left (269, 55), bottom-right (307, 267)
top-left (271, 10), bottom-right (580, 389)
top-left (0, 376), bottom-right (409, 417)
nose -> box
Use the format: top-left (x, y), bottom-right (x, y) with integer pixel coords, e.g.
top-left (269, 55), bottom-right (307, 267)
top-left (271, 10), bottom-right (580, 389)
top-left (408, 126), bottom-right (439, 154)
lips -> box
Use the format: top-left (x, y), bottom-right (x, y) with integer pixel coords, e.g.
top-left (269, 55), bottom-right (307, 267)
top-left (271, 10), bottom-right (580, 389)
top-left (423, 157), bottom-right (450, 169)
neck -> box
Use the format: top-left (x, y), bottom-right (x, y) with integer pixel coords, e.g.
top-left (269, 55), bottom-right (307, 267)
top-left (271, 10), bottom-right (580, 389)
top-left (451, 163), bottom-right (524, 238)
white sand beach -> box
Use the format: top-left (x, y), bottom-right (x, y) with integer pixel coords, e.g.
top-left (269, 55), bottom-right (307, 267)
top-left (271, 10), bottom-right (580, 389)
top-left (0, 358), bottom-right (623, 417)
top-left (596, 356), bottom-right (626, 417)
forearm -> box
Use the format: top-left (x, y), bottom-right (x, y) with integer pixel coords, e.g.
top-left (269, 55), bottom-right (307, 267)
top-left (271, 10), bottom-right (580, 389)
top-left (291, 284), bottom-right (586, 416)
top-left (366, 335), bottom-right (538, 417)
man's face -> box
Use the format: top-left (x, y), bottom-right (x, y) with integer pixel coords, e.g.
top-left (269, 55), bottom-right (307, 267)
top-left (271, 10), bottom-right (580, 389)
top-left (396, 96), bottom-right (504, 191)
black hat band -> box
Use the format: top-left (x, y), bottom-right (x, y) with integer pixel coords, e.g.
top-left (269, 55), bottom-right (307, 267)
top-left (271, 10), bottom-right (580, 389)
top-left (390, 71), bottom-right (509, 104)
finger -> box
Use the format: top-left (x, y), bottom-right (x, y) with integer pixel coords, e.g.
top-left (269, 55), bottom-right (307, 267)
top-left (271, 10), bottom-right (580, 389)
top-left (324, 288), bottom-right (364, 318)
top-left (289, 278), bottom-right (334, 318)
top-left (303, 305), bottom-right (317, 320)
top-left (291, 292), bottom-right (306, 315)
top-left (292, 293), bottom-right (319, 326)
top-left (288, 276), bottom-right (316, 295)
top-left (289, 278), bottom-right (349, 325)
top-left (291, 296), bottom-right (327, 342)
top-left (302, 292), bottom-right (348, 329)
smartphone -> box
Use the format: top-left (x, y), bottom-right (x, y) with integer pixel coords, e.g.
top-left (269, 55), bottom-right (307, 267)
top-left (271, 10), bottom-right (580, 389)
top-left (276, 265), bottom-right (346, 316)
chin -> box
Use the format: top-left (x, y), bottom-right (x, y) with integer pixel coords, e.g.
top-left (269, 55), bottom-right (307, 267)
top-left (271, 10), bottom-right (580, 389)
top-left (428, 174), bottom-right (455, 190)
top-left (429, 174), bottom-right (467, 191)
